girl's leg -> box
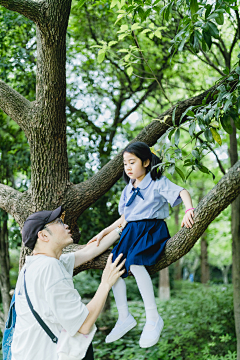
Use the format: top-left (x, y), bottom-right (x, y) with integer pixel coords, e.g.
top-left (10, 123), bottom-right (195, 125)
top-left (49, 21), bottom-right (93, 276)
top-left (112, 277), bottom-right (129, 322)
top-left (105, 277), bottom-right (137, 343)
top-left (130, 265), bottom-right (160, 331)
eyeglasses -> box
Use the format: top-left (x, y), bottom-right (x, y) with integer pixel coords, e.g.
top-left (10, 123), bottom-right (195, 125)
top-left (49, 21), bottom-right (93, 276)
top-left (44, 218), bottom-right (64, 229)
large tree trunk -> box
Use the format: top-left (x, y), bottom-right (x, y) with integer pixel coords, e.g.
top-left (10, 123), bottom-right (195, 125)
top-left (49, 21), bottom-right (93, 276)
top-left (200, 233), bottom-right (210, 284)
top-left (229, 120), bottom-right (240, 359)
top-left (0, 210), bottom-right (11, 332)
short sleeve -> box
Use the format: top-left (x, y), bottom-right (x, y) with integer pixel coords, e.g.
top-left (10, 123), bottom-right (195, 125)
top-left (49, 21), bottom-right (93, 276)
top-left (118, 186), bottom-right (127, 215)
top-left (60, 253), bottom-right (75, 276)
top-left (158, 176), bottom-right (184, 207)
top-left (45, 275), bottom-right (89, 336)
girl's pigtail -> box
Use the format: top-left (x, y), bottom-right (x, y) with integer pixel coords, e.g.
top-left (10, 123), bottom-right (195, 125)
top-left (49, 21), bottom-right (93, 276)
top-left (150, 153), bottom-right (163, 180)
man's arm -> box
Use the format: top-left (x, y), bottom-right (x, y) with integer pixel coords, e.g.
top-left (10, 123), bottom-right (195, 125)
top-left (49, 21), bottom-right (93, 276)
top-left (74, 229), bottom-right (120, 269)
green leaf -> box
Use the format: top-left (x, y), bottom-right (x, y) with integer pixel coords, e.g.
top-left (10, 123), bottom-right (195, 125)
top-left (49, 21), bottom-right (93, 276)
top-left (138, 7), bottom-right (145, 21)
top-left (141, 29), bottom-right (152, 35)
top-left (210, 128), bottom-right (222, 145)
top-left (189, 121), bottom-right (196, 137)
top-left (204, 128), bottom-right (214, 142)
top-left (208, 21), bottom-right (219, 39)
top-left (205, 4), bottom-right (213, 19)
top-left (127, 66), bottom-right (133, 76)
top-left (118, 49), bottom-right (129, 53)
top-left (192, 149), bottom-right (200, 160)
top-left (154, 29), bottom-right (162, 39)
top-left (168, 128), bottom-right (175, 141)
top-left (215, 12), bottom-right (224, 25)
top-left (131, 23), bottom-right (142, 31)
top-left (198, 165), bottom-right (210, 175)
top-left (164, 2), bottom-right (173, 22)
top-left (97, 51), bottom-right (105, 64)
top-left (223, 98), bottom-right (232, 113)
top-left (235, 66), bottom-right (240, 75)
top-left (190, 0), bottom-right (199, 17)
top-left (119, 24), bottom-right (128, 32)
top-left (202, 30), bottom-right (212, 49)
top-left (174, 128), bottom-right (180, 146)
top-left (175, 166), bottom-right (185, 182)
top-left (172, 106), bottom-right (177, 126)
top-left (118, 33), bottom-right (128, 40)
top-left (108, 41), bottom-right (118, 47)
top-left (168, 163), bottom-right (175, 175)
top-left (110, 0), bottom-right (119, 8)
top-left (228, 108), bottom-right (240, 130)
top-left (78, 0), bottom-right (87, 8)
top-left (220, 114), bottom-right (233, 134)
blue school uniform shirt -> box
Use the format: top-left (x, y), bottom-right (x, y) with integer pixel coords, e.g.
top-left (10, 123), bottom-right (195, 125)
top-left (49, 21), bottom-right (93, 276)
top-left (119, 172), bottom-right (184, 222)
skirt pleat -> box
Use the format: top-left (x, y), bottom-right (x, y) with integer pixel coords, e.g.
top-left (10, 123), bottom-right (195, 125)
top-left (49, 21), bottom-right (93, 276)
top-left (112, 219), bottom-right (170, 278)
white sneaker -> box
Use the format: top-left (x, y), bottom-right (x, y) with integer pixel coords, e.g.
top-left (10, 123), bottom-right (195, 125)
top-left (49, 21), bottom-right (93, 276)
top-left (139, 315), bottom-right (164, 348)
top-left (105, 314), bottom-right (137, 343)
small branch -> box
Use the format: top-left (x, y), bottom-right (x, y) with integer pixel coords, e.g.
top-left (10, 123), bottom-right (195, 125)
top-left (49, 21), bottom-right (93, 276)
top-left (66, 101), bottom-right (103, 135)
top-left (0, 79), bottom-right (32, 131)
top-left (0, 0), bottom-right (44, 23)
top-left (132, 31), bottom-right (173, 106)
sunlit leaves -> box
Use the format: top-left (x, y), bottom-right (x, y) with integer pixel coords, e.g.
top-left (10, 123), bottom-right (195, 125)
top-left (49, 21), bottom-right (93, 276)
top-left (210, 128), bottom-right (222, 145)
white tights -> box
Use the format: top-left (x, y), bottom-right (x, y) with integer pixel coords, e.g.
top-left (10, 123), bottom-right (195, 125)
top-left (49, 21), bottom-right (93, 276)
top-left (112, 265), bottom-right (159, 329)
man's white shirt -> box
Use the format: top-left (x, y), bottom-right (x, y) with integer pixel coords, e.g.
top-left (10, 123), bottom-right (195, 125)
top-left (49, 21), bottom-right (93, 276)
top-left (11, 253), bottom-right (93, 360)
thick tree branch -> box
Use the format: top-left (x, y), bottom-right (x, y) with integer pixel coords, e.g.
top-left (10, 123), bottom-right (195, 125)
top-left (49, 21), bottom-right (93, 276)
top-left (63, 160), bottom-right (240, 274)
top-left (0, 79), bottom-right (32, 130)
top-left (0, 184), bottom-right (33, 226)
top-left (0, 0), bottom-right (44, 23)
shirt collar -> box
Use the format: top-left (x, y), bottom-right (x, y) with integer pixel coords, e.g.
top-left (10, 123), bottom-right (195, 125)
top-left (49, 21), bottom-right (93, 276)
top-left (129, 172), bottom-right (152, 191)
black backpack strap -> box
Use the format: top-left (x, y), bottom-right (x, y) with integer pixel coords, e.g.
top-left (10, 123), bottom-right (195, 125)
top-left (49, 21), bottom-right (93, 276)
top-left (24, 269), bottom-right (58, 344)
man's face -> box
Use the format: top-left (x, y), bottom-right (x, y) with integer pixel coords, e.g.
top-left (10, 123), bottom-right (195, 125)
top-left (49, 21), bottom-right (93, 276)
top-left (43, 218), bottom-right (73, 248)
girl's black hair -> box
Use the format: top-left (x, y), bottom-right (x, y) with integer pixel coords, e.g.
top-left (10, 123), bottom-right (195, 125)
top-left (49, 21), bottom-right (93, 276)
top-left (122, 141), bottom-right (163, 184)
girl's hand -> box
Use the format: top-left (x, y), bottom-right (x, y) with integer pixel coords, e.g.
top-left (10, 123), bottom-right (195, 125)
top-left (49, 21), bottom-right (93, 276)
top-left (87, 229), bottom-right (107, 247)
top-left (181, 209), bottom-right (194, 228)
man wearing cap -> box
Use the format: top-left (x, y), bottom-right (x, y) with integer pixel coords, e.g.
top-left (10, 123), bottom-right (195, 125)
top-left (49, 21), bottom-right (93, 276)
top-left (10, 206), bottom-right (126, 360)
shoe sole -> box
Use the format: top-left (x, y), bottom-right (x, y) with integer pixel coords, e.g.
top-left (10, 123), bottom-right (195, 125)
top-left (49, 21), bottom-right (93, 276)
top-left (105, 319), bottom-right (137, 343)
top-left (139, 318), bottom-right (164, 348)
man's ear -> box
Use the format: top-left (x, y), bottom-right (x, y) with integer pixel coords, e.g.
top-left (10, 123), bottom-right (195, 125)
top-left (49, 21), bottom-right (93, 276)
top-left (143, 159), bottom-right (150, 168)
top-left (38, 230), bottom-right (50, 243)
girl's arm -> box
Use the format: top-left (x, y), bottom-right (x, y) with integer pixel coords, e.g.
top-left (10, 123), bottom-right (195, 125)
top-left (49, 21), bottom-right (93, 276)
top-left (179, 189), bottom-right (194, 228)
top-left (74, 229), bottom-right (125, 268)
top-left (87, 214), bottom-right (126, 246)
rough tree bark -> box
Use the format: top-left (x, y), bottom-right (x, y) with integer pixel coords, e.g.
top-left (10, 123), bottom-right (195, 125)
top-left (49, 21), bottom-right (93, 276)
top-left (0, 210), bottom-right (11, 332)
top-left (229, 120), bottom-right (240, 359)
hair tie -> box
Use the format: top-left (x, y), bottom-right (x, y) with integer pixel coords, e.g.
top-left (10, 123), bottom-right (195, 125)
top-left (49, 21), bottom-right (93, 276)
top-left (185, 208), bottom-right (194, 214)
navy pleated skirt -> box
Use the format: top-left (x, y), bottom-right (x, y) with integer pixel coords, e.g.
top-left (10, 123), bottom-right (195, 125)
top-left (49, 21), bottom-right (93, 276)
top-left (112, 219), bottom-right (170, 278)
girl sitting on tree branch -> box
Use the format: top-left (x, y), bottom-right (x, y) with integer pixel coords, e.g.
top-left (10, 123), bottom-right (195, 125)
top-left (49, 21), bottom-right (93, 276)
top-left (88, 141), bottom-right (194, 348)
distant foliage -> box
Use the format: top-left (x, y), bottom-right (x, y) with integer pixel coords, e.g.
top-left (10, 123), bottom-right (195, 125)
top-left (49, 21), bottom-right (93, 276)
top-left (94, 282), bottom-right (236, 360)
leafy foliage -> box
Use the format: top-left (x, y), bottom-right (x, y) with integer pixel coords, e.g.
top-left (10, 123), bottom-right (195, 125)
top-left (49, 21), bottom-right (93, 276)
top-left (94, 282), bottom-right (236, 360)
